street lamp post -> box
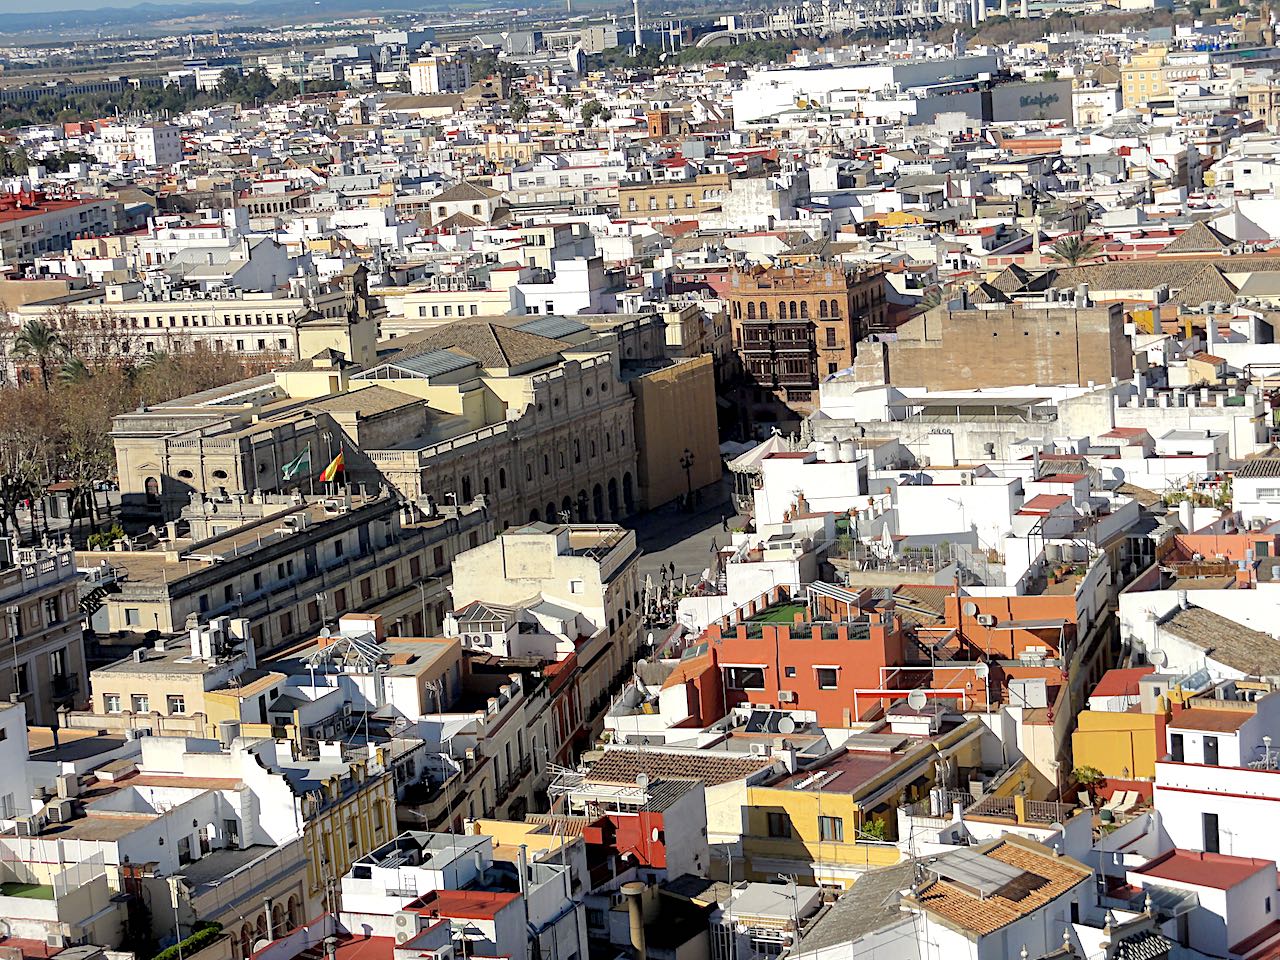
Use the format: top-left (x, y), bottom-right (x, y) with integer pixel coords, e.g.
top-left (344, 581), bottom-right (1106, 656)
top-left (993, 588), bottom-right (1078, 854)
top-left (680, 448), bottom-right (694, 512)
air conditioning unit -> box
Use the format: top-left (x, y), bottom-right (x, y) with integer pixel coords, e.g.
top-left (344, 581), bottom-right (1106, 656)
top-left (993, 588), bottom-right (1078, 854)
top-left (959, 472), bottom-right (973, 485)
top-left (975, 614), bottom-right (997, 627)
top-left (47, 800), bottom-right (76, 824)
top-left (777, 689), bottom-right (797, 703)
top-left (750, 742), bottom-right (769, 756)
top-left (394, 911), bottom-right (422, 945)
top-left (45, 935), bottom-right (67, 951)
top-left (13, 816), bottom-right (42, 837)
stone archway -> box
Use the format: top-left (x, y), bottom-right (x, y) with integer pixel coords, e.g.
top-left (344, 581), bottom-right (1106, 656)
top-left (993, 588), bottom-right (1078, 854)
top-left (592, 484), bottom-right (604, 522)
top-left (608, 478), bottom-right (619, 519)
top-left (622, 473), bottom-right (635, 514)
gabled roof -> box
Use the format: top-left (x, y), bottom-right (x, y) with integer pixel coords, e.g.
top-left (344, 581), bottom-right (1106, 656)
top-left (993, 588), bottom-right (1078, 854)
top-left (430, 180), bottom-right (504, 203)
top-left (989, 262), bottom-right (1033, 294)
top-left (1161, 220), bottom-right (1235, 255)
top-left (385, 322), bottom-right (565, 369)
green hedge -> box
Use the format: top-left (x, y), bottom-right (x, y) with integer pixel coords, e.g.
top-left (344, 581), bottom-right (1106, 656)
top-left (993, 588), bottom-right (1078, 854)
top-left (151, 922), bottom-right (223, 960)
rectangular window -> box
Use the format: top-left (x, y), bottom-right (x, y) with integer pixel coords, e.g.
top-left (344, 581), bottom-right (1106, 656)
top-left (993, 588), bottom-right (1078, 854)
top-left (1204, 736), bottom-right (1219, 766)
top-left (124, 608), bottom-right (141, 626)
top-left (132, 693), bottom-right (150, 713)
top-left (1203, 812), bottom-right (1220, 853)
top-left (167, 694), bottom-right (185, 714)
top-left (725, 666), bottom-right (766, 690)
top-left (767, 812), bottom-right (791, 838)
top-left (1169, 732), bottom-right (1184, 762)
top-left (818, 815), bottom-right (844, 842)
top-left (409, 556), bottom-right (421, 579)
top-left (43, 596), bottom-right (59, 624)
top-left (360, 578), bottom-right (373, 601)
top-left (816, 667), bottom-right (839, 690)
top-left (433, 546), bottom-right (445, 569)
top-left (104, 693), bottom-right (121, 713)
top-left (385, 568), bottom-right (397, 590)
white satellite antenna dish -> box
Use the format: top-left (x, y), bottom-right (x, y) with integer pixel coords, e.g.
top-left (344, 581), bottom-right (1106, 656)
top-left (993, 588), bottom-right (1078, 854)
top-left (962, 602), bottom-right (979, 617)
top-left (636, 772), bottom-right (650, 789)
top-left (974, 663), bottom-right (990, 680)
top-left (1151, 649), bottom-right (1167, 668)
top-left (907, 689), bottom-right (928, 710)
top-left (319, 627), bottom-right (331, 638)
top-left (778, 716), bottom-right (797, 735)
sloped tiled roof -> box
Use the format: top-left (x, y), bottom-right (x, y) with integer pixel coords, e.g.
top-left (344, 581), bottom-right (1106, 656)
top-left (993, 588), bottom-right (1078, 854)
top-left (1160, 220), bottom-right (1235, 255)
top-left (431, 180), bottom-right (504, 203)
top-left (906, 838), bottom-right (1091, 938)
top-left (386, 322), bottom-right (565, 369)
top-left (989, 263), bottom-right (1033, 293)
top-left (584, 747), bottom-right (771, 787)
top-left (1049, 259), bottom-right (1241, 305)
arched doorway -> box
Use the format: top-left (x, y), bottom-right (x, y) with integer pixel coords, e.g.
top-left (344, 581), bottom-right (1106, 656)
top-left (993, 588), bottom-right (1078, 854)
top-left (271, 903), bottom-right (285, 936)
top-left (577, 490), bottom-right (589, 520)
top-left (622, 473), bottom-right (635, 514)
top-left (546, 502), bottom-right (557, 523)
top-left (560, 496), bottom-right (572, 521)
top-left (287, 896), bottom-right (302, 930)
top-left (529, 509), bottom-right (540, 523)
top-left (592, 484), bottom-right (604, 521)
top-left (239, 924), bottom-right (253, 960)
top-left (608, 478), bottom-right (619, 518)
top-left (144, 476), bottom-right (159, 503)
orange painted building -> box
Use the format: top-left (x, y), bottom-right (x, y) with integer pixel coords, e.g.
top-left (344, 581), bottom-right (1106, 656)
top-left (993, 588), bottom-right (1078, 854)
top-left (678, 608), bottom-right (906, 727)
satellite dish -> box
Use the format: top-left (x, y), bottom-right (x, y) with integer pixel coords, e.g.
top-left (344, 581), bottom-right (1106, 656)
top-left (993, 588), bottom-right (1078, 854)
top-left (778, 716), bottom-right (797, 735)
top-left (1050, 822), bottom-right (1066, 835)
top-left (636, 772), bottom-right (650, 789)
top-left (907, 689), bottom-right (928, 710)
top-left (319, 627), bottom-right (331, 639)
top-left (1112, 467), bottom-right (1126, 483)
top-left (963, 602), bottom-right (979, 617)
top-left (1151, 649), bottom-right (1168, 668)
top-left (974, 662), bottom-right (990, 680)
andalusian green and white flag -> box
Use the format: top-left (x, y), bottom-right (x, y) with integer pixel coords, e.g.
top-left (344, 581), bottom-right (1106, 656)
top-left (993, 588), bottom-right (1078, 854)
top-left (282, 445), bottom-right (312, 480)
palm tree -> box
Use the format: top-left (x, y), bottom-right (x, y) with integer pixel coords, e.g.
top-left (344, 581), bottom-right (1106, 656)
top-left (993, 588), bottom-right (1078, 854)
top-left (1047, 234), bottom-right (1104, 267)
top-left (12, 319), bottom-right (64, 391)
top-left (57, 356), bottom-right (90, 385)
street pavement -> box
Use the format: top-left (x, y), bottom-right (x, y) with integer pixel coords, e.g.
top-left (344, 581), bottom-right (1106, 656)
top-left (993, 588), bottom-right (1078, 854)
top-left (626, 477), bottom-right (750, 586)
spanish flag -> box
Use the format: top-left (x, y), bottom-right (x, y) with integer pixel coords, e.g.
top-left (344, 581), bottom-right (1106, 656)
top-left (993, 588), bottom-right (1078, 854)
top-left (320, 451), bottom-right (345, 482)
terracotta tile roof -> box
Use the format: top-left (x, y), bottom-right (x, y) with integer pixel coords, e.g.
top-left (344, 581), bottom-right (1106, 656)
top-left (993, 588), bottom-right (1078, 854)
top-left (386, 322), bottom-right (565, 368)
top-left (585, 747), bottom-right (771, 787)
top-left (1167, 705), bottom-right (1255, 733)
top-left (1161, 220), bottom-right (1235, 254)
top-left (905, 838), bottom-right (1091, 938)
top-left (1160, 605), bottom-right (1280, 675)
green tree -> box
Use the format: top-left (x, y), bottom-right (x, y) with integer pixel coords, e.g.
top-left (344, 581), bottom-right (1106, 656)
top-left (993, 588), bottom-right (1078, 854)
top-left (1047, 234), bottom-right (1104, 267)
top-left (509, 89), bottom-right (529, 121)
top-left (58, 356), bottom-right (90, 385)
top-left (12, 319), bottom-right (65, 391)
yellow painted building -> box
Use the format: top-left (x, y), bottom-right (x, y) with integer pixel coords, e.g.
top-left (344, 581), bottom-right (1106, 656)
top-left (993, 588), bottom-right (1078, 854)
top-left (302, 750), bottom-right (396, 909)
top-left (1122, 49), bottom-right (1168, 108)
top-left (1072, 710), bottom-right (1162, 780)
top-left (742, 718), bottom-right (984, 888)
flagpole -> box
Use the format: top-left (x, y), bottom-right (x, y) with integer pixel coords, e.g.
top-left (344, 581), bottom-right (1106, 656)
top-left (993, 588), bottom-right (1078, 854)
top-left (307, 442), bottom-right (314, 498)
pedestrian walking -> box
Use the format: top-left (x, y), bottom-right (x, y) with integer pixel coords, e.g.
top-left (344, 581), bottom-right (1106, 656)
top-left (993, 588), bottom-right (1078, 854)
top-left (668, 561), bottom-right (676, 579)
top-left (711, 537), bottom-right (719, 553)
top-left (721, 514), bottom-right (730, 532)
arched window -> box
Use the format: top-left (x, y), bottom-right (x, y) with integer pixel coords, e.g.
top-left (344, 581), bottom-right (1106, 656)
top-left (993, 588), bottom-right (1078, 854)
top-left (499, 468), bottom-right (507, 489)
top-left (830, 298), bottom-right (841, 317)
top-left (800, 301), bottom-right (809, 319)
top-left (760, 301), bottom-right (769, 319)
top-left (819, 300), bottom-right (828, 318)
top-left (747, 302), bottom-right (756, 319)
